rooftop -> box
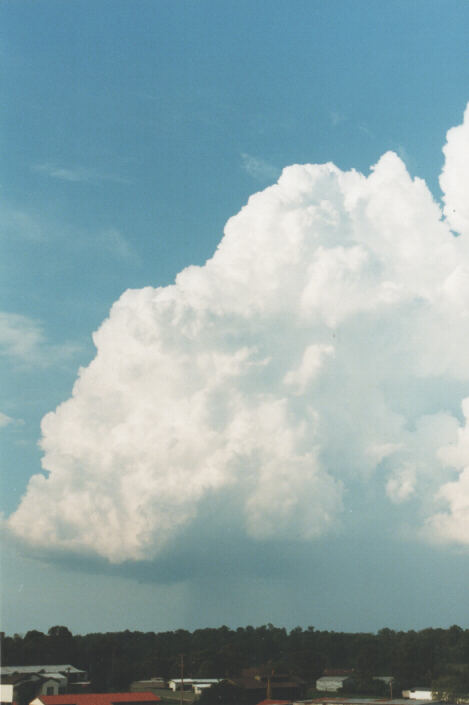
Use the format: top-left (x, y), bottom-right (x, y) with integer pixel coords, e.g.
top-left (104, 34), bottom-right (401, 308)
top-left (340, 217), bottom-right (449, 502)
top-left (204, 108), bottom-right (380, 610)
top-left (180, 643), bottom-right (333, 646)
top-left (1, 666), bottom-right (85, 676)
top-left (1, 674), bottom-right (41, 684)
top-left (34, 693), bottom-right (161, 705)
top-left (169, 678), bottom-right (221, 683)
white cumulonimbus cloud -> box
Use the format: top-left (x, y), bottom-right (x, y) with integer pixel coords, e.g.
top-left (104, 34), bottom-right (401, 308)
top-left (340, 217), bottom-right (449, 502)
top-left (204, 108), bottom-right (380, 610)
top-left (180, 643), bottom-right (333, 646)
top-left (7, 106), bottom-right (469, 562)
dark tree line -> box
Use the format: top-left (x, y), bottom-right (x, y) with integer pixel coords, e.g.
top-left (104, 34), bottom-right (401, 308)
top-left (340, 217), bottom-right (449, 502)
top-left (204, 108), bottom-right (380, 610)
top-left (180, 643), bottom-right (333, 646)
top-left (2, 624), bottom-right (469, 696)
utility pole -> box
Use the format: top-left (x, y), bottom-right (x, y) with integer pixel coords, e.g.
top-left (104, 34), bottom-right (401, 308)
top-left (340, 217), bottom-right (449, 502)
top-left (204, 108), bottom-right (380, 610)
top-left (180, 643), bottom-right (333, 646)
top-left (180, 655), bottom-right (184, 705)
top-left (266, 676), bottom-right (272, 700)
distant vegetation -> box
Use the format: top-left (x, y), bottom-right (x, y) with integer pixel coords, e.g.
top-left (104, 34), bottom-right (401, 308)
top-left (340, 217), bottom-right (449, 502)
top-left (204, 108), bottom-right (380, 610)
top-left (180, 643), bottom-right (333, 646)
top-left (2, 625), bottom-right (469, 698)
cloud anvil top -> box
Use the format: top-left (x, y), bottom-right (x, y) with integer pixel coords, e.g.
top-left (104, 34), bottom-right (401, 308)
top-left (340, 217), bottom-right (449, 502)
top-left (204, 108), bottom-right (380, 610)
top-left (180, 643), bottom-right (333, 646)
top-left (6, 106), bottom-right (469, 564)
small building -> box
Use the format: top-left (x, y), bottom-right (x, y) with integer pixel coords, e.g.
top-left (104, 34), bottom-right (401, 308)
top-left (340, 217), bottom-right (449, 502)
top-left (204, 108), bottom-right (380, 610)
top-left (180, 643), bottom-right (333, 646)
top-left (1, 674), bottom-right (41, 705)
top-left (0, 682), bottom-right (14, 704)
top-left (1, 665), bottom-right (89, 705)
top-left (293, 698), bottom-right (440, 705)
top-left (130, 680), bottom-right (166, 694)
top-left (1, 667), bottom-right (88, 685)
top-left (315, 677), bottom-right (354, 693)
top-left (230, 672), bottom-right (305, 702)
top-left (37, 678), bottom-right (68, 697)
top-left (192, 685), bottom-right (216, 696)
top-left (168, 680), bottom-right (221, 693)
top-left (402, 690), bottom-right (433, 700)
top-left (1, 666), bottom-right (89, 697)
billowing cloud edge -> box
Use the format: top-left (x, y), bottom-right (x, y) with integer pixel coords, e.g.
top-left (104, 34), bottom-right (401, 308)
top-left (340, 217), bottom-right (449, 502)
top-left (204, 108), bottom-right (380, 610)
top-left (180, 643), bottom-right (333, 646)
top-left (6, 104), bottom-right (469, 563)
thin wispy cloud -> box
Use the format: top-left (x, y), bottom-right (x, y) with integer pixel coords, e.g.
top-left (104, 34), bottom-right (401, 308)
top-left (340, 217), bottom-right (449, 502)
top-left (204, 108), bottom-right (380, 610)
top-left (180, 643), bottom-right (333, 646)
top-left (99, 228), bottom-right (141, 264)
top-left (0, 312), bottom-right (81, 368)
top-left (358, 122), bottom-right (375, 138)
top-left (241, 153), bottom-right (280, 182)
top-left (0, 206), bottom-right (44, 242)
top-left (331, 110), bottom-right (345, 126)
top-left (1, 202), bottom-right (137, 267)
top-left (0, 412), bottom-right (24, 428)
top-left (397, 145), bottom-right (417, 174)
top-left (32, 162), bottom-right (130, 185)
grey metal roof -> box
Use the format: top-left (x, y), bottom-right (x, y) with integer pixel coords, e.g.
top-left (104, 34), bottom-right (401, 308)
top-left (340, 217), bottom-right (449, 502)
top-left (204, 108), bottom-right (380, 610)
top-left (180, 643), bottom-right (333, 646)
top-left (169, 679), bottom-right (221, 684)
top-left (1, 666), bottom-right (85, 676)
top-left (1, 674), bottom-right (41, 684)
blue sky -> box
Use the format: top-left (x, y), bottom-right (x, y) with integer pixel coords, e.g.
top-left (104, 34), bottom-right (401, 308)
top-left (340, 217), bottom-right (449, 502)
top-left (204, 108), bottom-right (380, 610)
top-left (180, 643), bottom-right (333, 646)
top-left (3, 0), bottom-right (469, 635)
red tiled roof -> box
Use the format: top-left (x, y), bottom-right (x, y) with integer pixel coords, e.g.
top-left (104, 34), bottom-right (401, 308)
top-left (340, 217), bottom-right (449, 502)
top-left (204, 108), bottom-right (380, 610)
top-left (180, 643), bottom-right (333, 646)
top-left (307, 695), bottom-right (390, 705)
top-left (36, 693), bottom-right (161, 705)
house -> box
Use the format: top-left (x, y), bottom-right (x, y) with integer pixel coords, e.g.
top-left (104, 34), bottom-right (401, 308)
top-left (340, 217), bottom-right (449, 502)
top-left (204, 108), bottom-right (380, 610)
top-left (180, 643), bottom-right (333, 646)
top-left (1, 667), bottom-right (88, 693)
top-left (1, 674), bottom-right (42, 705)
top-left (0, 678), bottom-right (15, 704)
top-left (38, 678), bottom-right (68, 697)
top-left (1, 667), bottom-right (88, 683)
top-left (0, 667), bottom-right (89, 705)
top-left (30, 693), bottom-right (161, 705)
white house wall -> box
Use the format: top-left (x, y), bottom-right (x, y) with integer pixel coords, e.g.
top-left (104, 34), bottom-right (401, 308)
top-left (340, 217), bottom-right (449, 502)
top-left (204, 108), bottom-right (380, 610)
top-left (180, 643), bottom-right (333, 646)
top-left (0, 684), bottom-right (14, 703)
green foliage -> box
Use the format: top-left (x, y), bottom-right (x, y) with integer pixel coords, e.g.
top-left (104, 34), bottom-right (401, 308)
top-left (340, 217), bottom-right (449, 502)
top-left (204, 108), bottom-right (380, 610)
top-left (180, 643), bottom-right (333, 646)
top-left (48, 626), bottom-right (73, 640)
top-left (2, 625), bottom-right (469, 695)
top-left (345, 678), bottom-right (388, 697)
top-left (432, 664), bottom-right (469, 701)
